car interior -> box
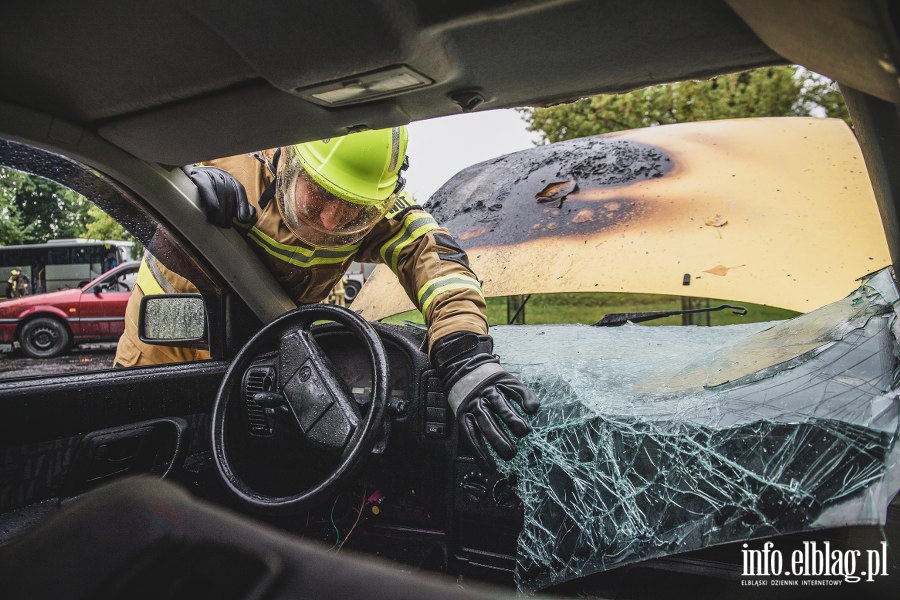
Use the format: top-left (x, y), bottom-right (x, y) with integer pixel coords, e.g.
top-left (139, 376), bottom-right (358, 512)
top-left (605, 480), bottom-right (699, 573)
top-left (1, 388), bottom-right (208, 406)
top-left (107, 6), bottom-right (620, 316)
top-left (0, 1), bottom-right (899, 598)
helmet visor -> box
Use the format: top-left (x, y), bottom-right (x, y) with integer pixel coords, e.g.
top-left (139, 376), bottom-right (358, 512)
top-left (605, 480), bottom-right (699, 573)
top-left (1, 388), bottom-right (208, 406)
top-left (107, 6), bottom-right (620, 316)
top-left (277, 154), bottom-right (398, 248)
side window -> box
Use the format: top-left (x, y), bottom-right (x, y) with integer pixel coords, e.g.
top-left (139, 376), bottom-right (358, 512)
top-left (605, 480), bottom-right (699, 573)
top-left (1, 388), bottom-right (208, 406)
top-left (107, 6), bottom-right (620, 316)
top-left (88, 265), bottom-right (139, 294)
top-left (114, 267), bottom-right (138, 292)
top-left (0, 138), bottom-right (219, 379)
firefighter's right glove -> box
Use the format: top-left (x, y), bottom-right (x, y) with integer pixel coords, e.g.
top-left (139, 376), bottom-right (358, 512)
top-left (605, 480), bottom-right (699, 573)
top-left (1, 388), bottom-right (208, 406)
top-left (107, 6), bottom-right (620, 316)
top-left (183, 166), bottom-right (256, 228)
top-left (431, 332), bottom-right (540, 469)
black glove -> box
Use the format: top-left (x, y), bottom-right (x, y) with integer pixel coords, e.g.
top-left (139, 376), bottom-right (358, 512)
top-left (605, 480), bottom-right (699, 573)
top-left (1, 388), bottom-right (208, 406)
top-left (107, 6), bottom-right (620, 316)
top-left (431, 332), bottom-right (540, 468)
top-left (183, 165), bottom-right (256, 228)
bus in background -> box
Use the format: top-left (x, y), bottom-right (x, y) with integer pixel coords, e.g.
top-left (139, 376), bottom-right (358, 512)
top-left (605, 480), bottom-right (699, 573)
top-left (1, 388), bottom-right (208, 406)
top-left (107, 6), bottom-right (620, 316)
top-left (0, 239), bottom-right (134, 295)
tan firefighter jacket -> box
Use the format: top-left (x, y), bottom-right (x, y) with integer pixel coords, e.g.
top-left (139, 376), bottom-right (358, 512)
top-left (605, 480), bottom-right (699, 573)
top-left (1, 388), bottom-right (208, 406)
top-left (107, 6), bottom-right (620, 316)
top-left (115, 149), bottom-right (487, 367)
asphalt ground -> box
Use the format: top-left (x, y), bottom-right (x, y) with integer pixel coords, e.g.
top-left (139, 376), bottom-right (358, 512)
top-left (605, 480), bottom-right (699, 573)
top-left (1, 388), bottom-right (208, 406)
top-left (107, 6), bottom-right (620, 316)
top-left (0, 344), bottom-right (118, 378)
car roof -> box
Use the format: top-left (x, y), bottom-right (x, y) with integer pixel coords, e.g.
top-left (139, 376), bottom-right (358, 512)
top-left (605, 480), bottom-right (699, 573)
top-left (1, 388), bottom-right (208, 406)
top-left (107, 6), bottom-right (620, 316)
top-left (0, 1), bottom-right (895, 166)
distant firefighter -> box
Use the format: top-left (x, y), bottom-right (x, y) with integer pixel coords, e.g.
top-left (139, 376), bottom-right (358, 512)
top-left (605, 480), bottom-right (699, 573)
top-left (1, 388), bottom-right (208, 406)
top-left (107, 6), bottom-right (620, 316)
top-left (6, 269), bottom-right (30, 299)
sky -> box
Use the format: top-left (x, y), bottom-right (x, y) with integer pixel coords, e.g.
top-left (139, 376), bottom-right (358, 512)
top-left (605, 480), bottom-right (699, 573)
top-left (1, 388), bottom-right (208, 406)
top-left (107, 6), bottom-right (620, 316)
top-left (404, 108), bottom-right (541, 203)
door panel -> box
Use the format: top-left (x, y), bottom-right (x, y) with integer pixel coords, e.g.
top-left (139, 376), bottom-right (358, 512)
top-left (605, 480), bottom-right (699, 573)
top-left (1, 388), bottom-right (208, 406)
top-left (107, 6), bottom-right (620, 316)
top-left (0, 120), bottom-right (246, 544)
top-left (0, 361), bottom-right (227, 541)
top-left (62, 417), bottom-right (189, 499)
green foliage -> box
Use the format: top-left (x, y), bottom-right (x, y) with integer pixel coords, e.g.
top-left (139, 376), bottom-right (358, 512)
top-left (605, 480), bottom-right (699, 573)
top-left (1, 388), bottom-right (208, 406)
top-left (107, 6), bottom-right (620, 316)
top-left (524, 66), bottom-right (851, 143)
top-left (0, 168), bottom-right (35, 245)
top-left (380, 292), bottom-right (799, 328)
top-left (83, 204), bottom-right (143, 257)
top-left (0, 167), bottom-right (140, 255)
top-left (484, 293), bottom-right (798, 327)
top-left (0, 167), bottom-right (92, 243)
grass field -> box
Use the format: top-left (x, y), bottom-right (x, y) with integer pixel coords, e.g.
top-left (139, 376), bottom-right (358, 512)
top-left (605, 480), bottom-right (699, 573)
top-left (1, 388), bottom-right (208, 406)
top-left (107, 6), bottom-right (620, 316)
top-left (383, 292), bottom-right (800, 328)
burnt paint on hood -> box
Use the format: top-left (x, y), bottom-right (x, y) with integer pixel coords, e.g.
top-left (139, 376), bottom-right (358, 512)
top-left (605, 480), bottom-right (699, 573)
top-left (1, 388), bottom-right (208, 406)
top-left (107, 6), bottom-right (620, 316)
top-left (425, 137), bottom-right (673, 247)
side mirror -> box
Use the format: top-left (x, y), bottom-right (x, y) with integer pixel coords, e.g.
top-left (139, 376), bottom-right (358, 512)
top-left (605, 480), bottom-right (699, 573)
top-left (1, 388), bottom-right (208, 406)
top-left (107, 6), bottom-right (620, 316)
top-left (138, 294), bottom-right (207, 345)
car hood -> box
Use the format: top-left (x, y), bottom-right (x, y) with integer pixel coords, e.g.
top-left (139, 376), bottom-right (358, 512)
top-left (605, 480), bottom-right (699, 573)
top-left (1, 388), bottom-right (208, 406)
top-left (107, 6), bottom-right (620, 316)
top-left (0, 287), bottom-right (81, 312)
top-left (353, 117), bottom-right (891, 319)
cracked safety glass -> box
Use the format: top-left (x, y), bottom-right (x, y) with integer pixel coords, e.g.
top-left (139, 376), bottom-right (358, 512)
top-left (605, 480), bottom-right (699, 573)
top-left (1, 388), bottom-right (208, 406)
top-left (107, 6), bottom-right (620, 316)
top-left (492, 268), bottom-right (900, 591)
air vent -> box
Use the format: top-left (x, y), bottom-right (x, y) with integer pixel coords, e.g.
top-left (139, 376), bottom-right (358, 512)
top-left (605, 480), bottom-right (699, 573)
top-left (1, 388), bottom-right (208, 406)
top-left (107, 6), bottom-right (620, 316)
top-left (243, 366), bottom-right (275, 437)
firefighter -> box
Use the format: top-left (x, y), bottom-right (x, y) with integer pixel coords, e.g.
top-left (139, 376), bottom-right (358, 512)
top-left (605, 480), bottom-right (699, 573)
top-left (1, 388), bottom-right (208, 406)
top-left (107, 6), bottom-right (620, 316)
top-left (115, 127), bottom-right (539, 465)
top-left (6, 269), bottom-right (18, 298)
top-left (6, 268), bottom-right (28, 298)
top-left (329, 278), bottom-right (347, 307)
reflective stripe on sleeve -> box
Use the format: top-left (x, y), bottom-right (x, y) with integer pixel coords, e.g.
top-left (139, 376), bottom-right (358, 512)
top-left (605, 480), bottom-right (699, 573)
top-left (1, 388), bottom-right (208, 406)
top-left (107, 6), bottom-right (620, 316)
top-left (417, 273), bottom-right (484, 315)
top-left (136, 256), bottom-right (171, 295)
top-left (380, 212), bottom-right (441, 272)
top-left (245, 227), bottom-right (360, 267)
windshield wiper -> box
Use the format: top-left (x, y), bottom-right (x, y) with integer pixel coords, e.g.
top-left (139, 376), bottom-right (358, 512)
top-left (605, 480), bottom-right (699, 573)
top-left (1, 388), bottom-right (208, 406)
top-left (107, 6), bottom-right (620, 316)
top-left (508, 294), bottom-right (532, 325)
top-left (593, 304), bottom-right (748, 327)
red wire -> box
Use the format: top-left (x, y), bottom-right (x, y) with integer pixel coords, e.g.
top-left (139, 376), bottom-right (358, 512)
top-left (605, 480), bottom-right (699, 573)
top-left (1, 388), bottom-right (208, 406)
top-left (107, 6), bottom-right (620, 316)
top-left (336, 486), bottom-right (368, 552)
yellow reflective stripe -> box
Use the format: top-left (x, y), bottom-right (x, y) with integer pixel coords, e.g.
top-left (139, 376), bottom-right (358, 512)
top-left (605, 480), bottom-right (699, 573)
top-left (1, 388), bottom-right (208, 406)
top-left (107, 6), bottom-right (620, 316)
top-left (245, 227), bottom-right (360, 267)
top-left (136, 258), bottom-right (166, 295)
top-left (417, 274), bottom-right (483, 315)
top-left (385, 192), bottom-right (417, 219)
top-left (380, 212), bottom-right (441, 272)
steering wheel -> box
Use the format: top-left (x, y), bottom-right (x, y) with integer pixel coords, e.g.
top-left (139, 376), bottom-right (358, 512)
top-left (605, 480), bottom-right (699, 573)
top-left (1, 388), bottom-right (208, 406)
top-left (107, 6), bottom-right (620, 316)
top-left (211, 303), bottom-right (389, 513)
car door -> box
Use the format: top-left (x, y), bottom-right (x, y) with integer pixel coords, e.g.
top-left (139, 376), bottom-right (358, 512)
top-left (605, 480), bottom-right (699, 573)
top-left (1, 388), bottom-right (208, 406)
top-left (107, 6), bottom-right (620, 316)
top-left (0, 137), bottom-right (257, 539)
top-left (77, 266), bottom-right (137, 339)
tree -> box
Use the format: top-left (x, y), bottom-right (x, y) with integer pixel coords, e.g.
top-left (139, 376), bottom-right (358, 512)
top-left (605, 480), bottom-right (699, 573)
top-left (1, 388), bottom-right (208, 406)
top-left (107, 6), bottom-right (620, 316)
top-left (0, 168), bottom-right (94, 243)
top-left (14, 175), bottom-right (93, 243)
top-left (523, 66), bottom-right (850, 143)
top-left (0, 168), bottom-right (34, 245)
top-left (82, 205), bottom-right (120, 240)
top-left (82, 205), bottom-right (143, 258)
top-left (1, 167), bottom-right (141, 256)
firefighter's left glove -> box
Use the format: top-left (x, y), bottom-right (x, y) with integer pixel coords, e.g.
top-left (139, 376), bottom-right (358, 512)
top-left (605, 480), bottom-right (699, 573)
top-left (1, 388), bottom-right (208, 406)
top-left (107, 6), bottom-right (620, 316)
top-left (183, 166), bottom-right (256, 228)
top-left (431, 332), bottom-right (540, 469)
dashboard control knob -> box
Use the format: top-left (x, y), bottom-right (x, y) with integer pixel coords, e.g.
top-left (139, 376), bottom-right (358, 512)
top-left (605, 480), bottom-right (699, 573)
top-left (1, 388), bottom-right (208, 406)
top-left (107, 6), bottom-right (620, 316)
top-left (460, 471), bottom-right (489, 502)
top-left (492, 477), bottom-right (520, 509)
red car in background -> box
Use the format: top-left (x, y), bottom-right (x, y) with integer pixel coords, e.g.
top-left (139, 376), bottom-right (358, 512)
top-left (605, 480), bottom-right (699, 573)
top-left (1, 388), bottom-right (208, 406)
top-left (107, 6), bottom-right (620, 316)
top-left (0, 262), bottom-right (138, 358)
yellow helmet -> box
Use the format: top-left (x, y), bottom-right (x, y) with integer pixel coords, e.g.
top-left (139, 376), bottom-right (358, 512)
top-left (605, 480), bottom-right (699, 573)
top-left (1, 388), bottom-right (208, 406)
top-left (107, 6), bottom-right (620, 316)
top-left (277, 127), bottom-right (409, 248)
top-left (293, 127), bottom-right (408, 205)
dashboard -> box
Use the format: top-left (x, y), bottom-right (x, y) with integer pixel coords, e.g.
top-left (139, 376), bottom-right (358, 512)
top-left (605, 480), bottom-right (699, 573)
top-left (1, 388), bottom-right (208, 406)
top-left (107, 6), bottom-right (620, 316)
top-left (238, 322), bottom-right (444, 443)
top-left (233, 321), bottom-right (524, 583)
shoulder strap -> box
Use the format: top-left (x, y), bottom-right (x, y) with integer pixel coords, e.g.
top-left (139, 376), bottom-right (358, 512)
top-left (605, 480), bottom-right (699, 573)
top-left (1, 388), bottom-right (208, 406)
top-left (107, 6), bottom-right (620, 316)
top-left (254, 148), bottom-right (281, 210)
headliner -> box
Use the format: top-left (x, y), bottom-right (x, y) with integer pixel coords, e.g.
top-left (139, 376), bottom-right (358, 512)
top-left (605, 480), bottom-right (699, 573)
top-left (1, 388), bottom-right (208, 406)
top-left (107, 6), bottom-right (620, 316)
top-left (3, 1), bottom-right (893, 165)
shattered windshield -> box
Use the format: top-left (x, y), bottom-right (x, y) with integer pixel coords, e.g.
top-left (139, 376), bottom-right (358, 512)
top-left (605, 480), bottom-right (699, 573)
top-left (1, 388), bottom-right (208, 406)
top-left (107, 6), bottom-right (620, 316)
top-left (493, 268), bottom-right (900, 591)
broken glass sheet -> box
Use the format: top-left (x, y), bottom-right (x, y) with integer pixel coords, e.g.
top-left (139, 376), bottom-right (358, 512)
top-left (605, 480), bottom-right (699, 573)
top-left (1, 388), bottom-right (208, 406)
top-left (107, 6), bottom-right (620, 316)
top-left (492, 268), bottom-right (900, 591)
